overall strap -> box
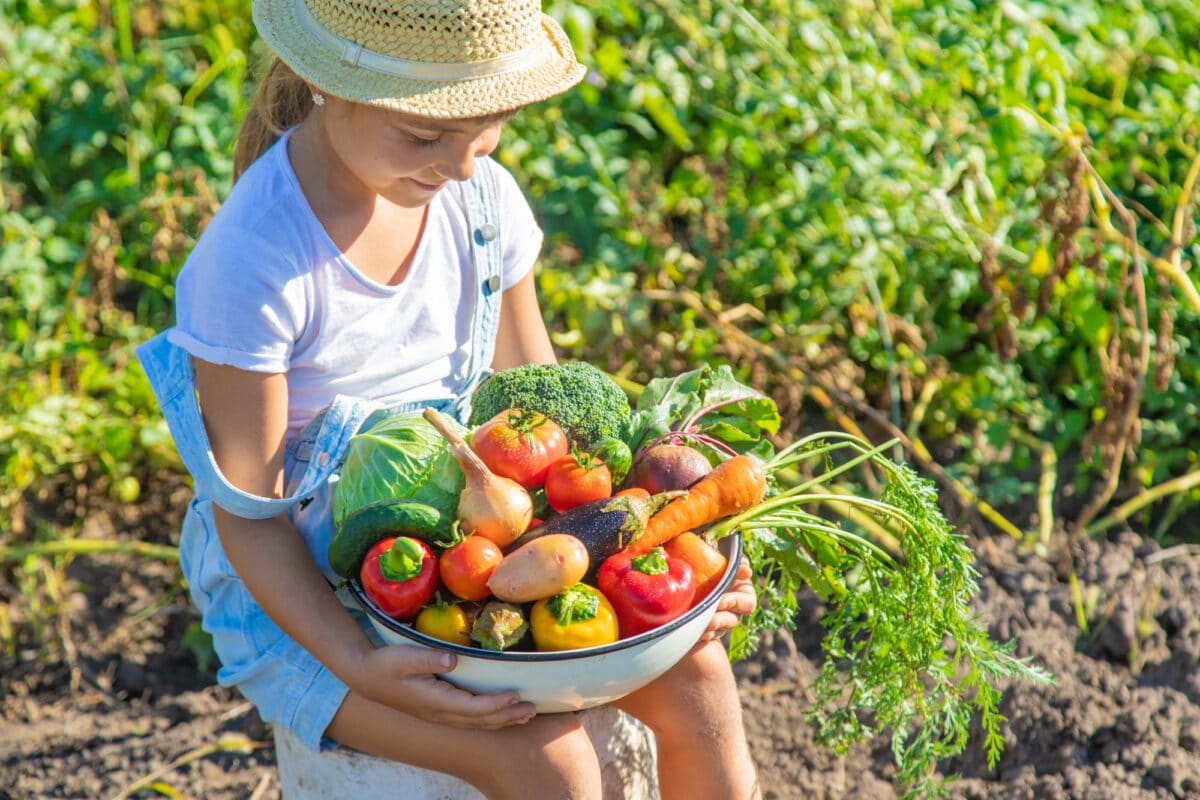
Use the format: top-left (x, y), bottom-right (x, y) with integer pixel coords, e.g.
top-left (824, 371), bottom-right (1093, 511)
top-left (452, 156), bottom-right (505, 422)
top-left (135, 332), bottom-right (378, 519)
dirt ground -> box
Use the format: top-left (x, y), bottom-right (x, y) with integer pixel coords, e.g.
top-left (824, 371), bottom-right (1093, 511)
top-left (4, 495), bottom-right (1200, 799)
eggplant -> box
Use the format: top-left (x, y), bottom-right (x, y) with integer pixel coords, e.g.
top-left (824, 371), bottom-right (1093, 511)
top-left (507, 491), bottom-right (683, 582)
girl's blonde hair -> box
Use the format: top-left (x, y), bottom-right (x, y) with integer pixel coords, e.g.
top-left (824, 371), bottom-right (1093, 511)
top-left (233, 57), bottom-right (313, 181)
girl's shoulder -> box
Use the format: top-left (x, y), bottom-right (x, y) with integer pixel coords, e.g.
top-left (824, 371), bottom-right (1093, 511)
top-left (189, 133), bottom-right (318, 273)
top-left (219, 133), bottom-right (309, 229)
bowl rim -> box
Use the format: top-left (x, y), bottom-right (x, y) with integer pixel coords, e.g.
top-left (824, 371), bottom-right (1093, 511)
top-left (347, 532), bottom-right (743, 661)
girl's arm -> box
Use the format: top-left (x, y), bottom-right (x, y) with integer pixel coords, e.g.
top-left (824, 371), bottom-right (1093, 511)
top-left (193, 360), bottom-right (533, 728)
top-left (492, 268), bottom-right (556, 368)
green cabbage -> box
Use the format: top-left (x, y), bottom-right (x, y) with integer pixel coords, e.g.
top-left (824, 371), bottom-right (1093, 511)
top-left (332, 411), bottom-right (465, 529)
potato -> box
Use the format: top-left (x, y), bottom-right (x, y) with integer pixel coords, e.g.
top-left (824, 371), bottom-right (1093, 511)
top-left (487, 534), bottom-right (590, 603)
top-left (627, 444), bottom-right (713, 494)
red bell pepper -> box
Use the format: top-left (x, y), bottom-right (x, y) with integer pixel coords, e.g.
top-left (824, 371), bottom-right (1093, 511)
top-left (360, 536), bottom-right (438, 620)
top-left (596, 546), bottom-right (696, 637)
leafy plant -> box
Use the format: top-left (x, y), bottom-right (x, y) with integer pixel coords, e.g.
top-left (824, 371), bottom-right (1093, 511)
top-left (723, 433), bottom-right (1052, 797)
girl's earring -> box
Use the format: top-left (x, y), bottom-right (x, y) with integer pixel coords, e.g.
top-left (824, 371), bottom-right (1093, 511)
top-left (312, 92), bottom-right (325, 107)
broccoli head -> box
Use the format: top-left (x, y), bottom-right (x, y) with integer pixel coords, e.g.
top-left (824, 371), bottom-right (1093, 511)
top-left (468, 361), bottom-right (632, 449)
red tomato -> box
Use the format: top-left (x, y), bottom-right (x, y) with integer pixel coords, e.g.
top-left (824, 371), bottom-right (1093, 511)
top-left (470, 409), bottom-right (569, 488)
top-left (544, 452), bottom-right (613, 512)
top-left (438, 535), bottom-right (504, 601)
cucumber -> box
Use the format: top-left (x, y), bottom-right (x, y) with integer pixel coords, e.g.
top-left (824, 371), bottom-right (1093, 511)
top-left (328, 499), bottom-right (451, 578)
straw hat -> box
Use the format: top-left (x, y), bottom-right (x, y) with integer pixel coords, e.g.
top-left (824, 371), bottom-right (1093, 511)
top-left (253, 0), bottom-right (588, 119)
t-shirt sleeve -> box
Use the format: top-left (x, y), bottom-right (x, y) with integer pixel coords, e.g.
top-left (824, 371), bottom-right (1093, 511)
top-left (490, 160), bottom-right (545, 290)
top-left (167, 224), bottom-right (306, 374)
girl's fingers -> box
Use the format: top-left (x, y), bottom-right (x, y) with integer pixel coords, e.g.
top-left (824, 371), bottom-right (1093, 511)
top-left (368, 644), bottom-right (457, 679)
top-left (702, 609), bottom-right (739, 638)
top-left (400, 681), bottom-right (536, 728)
top-left (361, 648), bottom-right (538, 726)
top-left (716, 582), bottom-right (756, 616)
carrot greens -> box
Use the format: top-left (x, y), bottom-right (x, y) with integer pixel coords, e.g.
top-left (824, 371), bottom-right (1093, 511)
top-left (633, 370), bottom-right (1051, 798)
top-left (707, 432), bottom-right (1053, 798)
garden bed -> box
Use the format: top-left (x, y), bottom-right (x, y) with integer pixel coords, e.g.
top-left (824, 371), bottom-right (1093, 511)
top-left (3, 499), bottom-right (1199, 799)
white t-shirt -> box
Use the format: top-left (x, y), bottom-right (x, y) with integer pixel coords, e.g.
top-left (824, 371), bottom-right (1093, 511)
top-left (169, 128), bottom-right (542, 437)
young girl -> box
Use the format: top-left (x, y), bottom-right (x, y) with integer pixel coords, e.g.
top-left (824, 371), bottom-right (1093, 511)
top-left (138, 1), bottom-right (761, 797)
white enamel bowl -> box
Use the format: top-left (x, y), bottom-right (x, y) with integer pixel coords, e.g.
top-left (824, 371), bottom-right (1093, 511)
top-left (347, 534), bottom-right (742, 713)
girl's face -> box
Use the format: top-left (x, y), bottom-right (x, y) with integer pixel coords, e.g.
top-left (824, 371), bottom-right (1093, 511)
top-left (311, 97), bottom-right (514, 207)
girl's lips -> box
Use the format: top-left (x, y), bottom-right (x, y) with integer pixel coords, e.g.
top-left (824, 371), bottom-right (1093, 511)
top-left (411, 178), bottom-right (446, 192)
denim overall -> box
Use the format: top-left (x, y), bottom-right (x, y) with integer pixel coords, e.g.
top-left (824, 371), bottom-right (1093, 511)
top-left (136, 158), bottom-right (507, 750)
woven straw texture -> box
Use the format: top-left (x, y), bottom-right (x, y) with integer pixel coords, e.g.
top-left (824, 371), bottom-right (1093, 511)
top-left (254, 0), bottom-right (586, 118)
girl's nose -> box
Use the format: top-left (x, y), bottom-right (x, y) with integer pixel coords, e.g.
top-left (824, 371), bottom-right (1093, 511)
top-left (439, 128), bottom-right (501, 182)
top-left (439, 148), bottom-right (476, 182)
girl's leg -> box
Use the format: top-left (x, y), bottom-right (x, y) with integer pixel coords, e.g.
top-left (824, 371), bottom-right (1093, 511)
top-left (614, 640), bottom-right (761, 800)
top-left (326, 693), bottom-right (603, 800)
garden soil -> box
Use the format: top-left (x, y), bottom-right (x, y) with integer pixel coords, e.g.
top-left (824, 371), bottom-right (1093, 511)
top-left (4, 496), bottom-right (1200, 799)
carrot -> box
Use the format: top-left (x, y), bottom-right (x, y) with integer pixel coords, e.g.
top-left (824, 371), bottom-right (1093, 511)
top-left (614, 487), bottom-right (651, 500)
top-left (628, 454), bottom-right (767, 554)
top-left (664, 531), bottom-right (728, 604)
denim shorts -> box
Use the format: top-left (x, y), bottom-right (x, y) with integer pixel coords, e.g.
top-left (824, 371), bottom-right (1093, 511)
top-left (180, 494), bottom-right (352, 750)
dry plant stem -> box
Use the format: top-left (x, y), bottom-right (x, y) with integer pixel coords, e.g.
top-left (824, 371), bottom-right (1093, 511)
top-left (1037, 440), bottom-right (1058, 545)
top-left (1010, 428), bottom-right (1059, 545)
top-left (1068, 570), bottom-right (1090, 633)
top-left (56, 609), bottom-right (82, 693)
top-left (643, 288), bottom-right (1013, 539)
top-left (1014, 105), bottom-right (1200, 315)
top-left (112, 734), bottom-right (270, 799)
top-left (1084, 469), bottom-right (1200, 538)
top-left (1097, 208), bottom-right (1200, 313)
top-left (1069, 150), bottom-right (1151, 539)
top-left (0, 538), bottom-right (179, 563)
top-left (248, 771), bottom-right (275, 800)
top-left (1144, 543), bottom-right (1200, 565)
top-left (1169, 148), bottom-right (1200, 267)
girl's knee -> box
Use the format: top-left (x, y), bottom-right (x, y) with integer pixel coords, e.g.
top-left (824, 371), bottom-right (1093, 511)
top-left (667, 640), bottom-right (741, 699)
top-left (621, 642), bottom-right (743, 734)
top-left (686, 639), bottom-right (738, 675)
top-left (469, 714), bottom-right (602, 799)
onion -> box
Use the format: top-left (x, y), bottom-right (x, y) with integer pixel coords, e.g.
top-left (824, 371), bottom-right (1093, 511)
top-left (423, 407), bottom-right (533, 547)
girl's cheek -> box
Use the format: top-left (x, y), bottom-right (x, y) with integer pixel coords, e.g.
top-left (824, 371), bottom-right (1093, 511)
top-left (473, 126), bottom-right (503, 157)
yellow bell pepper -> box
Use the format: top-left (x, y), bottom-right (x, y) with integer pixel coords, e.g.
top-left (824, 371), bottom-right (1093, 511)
top-left (414, 598), bottom-right (472, 646)
top-left (530, 583), bottom-right (619, 651)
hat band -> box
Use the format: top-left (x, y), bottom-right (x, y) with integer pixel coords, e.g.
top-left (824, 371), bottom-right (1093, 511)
top-left (295, 0), bottom-right (551, 82)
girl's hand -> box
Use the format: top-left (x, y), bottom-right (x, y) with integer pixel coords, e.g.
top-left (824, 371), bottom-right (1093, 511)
top-left (351, 644), bottom-right (537, 729)
top-left (698, 555), bottom-right (756, 643)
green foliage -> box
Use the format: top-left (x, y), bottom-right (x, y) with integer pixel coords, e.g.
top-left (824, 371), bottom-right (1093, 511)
top-left (7, 0), bottom-right (1197, 531)
top-left (1, 0), bottom-right (252, 512)
top-left (512, 0), bottom-right (1200, 538)
top-left (468, 361), bottom-right (634, 449)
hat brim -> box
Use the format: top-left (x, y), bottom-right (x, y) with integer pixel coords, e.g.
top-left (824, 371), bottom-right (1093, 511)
top-left (254, 0), bottom-right (587, 119)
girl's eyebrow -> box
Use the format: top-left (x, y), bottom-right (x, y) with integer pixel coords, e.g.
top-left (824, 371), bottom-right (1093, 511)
top-left (399, 110), bottom-right (518, 136)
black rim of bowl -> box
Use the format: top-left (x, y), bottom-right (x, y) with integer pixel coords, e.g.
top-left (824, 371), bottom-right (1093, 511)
top-left (346, 532), bottom-right (743, 662)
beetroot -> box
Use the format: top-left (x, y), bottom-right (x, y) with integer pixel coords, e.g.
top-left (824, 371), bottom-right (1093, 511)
top-left (627, 444), bottom-right (713, 494)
